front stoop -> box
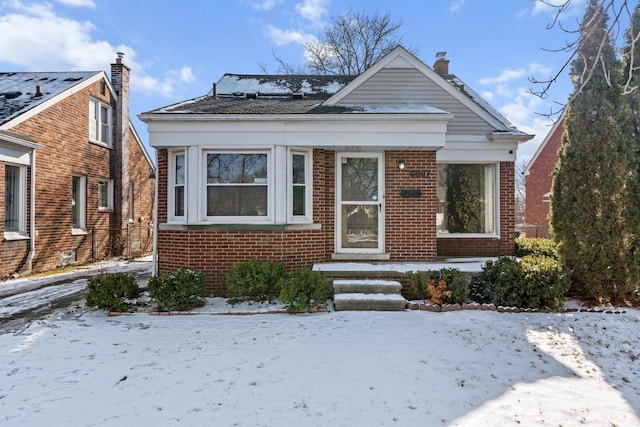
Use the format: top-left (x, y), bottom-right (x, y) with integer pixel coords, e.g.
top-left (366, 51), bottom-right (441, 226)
top-left (333, 279), bottom-right (407, 311)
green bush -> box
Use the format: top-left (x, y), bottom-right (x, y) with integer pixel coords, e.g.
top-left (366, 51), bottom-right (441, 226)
top-left (408, 268), bottom-right (471, 304)
top-left (148, 269), bottom-right (206, 311)
top-left (515, 237), bottom-right (558, 259)
top-left (86, 272), bottom-right (140, 312)
top-left (279, 268), bottom-right (331, 313)
top-left (473, 256), bottom-right (570, 310)
top-left (226, 260), bottom-right (287, 304)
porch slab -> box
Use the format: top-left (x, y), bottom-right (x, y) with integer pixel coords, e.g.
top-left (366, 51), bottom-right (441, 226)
top-left (313, 257), bottom-right (498, 275)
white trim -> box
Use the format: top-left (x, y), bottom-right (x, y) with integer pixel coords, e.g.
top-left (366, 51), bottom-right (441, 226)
top-left (89, 97), bottom-right (113, 146)
top-left (287, 148), bottom-right (313, 224)
top-left (168, 150), bottom-right (186, 222)
top-left (335, 152), bottom-right (385, 254)
top-left (97, 178), bottom-right (114, 211)
top-left (71, 175), bottom-right (86, 233)
top-left (3, 163), bottom-right (27, 235)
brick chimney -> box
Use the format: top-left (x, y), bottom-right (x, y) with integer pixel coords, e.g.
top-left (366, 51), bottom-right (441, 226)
top-left (111, 52), bottom-right (131, 230)
top-left (433, 51), bottom-right (449, 76)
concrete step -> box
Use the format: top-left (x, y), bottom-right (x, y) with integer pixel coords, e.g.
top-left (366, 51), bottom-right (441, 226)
top-left (333, 293), bottom-right (407, 311)
top-left (333, 279), bottom-right (403, 295)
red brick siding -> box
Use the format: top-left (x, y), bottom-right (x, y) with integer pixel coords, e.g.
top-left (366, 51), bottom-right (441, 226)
top-left (437, 161), bottom-right (516, 257)
top-left (127, 136), bottom-right (155, 255)
top-left (525, 122), bottom-right (563, 238)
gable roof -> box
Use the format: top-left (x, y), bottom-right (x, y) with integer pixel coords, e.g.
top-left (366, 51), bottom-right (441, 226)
top-left (523, 112), bottom-right (564, 176)
top-left (0, 71), bottom-right (112, 128)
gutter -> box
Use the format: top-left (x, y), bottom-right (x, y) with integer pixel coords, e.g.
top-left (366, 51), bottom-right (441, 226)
top-left (23, 148), bottom-right (37, 275)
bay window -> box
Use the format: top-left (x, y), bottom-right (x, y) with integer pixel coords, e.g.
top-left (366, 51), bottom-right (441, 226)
top-left (169, 151), bottom-right (186, 221)
top-left (437, 163), bottom-right (496, 235)
top-left (289, 150), bottom-right (312, 222)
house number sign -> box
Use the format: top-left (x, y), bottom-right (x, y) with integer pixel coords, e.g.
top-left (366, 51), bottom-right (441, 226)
top-left (409, 170), bottom-right (431, 178)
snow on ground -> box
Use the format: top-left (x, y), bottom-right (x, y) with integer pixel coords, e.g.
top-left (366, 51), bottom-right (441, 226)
top-left (1, 257), bottom-right (639, 426)
top-left (1, 304), bottom-right (639, 426)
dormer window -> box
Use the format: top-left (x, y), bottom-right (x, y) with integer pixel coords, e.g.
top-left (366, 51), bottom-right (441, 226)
top-left (89, 98), bottom-right (112, 146)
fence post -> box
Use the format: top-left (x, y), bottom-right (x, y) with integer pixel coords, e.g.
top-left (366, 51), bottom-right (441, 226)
top-left (126, 223), bottom-right (130, 260)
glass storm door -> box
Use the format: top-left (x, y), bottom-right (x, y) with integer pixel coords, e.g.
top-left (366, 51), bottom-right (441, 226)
top-left (336, 153), bottom-right (384, 253)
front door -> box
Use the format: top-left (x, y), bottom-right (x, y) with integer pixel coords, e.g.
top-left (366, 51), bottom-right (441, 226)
top-left (336, 153), bottom-right (384, 253)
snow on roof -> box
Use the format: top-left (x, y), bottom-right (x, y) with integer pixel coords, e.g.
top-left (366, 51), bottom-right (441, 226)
top-left (211, 74), bottom-right (355, 97)
top-left (0, 71), bottom-right (99, 126)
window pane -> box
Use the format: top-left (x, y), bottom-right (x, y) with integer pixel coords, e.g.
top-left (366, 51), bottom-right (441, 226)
top-left (175, 153), bottom-right (185, 185)
top-left (207, 154), bottom-right (267, 184)
top-left (437, 164), bottom-right (495, 234)
top-left (4, 165), bottom-right (20, 231)
top-left (100, 105), bottom-right (109, 143)
top-left (292, 154), bottom-right (305, 184)
top-left (341, 204), bottom-right (378, 248)
top-left (292, 185), bottom-right (305, 216)
top-left (174, 186), bottom-right (184, 217)
top-left (72, 176), bottom-right (80, 228)
top-left (207, 186), bottom-right (267, 216)
top-left (98, 181), bottom-right (108, 208)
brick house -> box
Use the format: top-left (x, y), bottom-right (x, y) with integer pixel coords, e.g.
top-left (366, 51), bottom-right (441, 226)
top-left (140, 46), bottom-right (533, 295)
top-left (523, 115), bottom-right (564, 238)
top-left (0, 55), bottom-right (155, 279)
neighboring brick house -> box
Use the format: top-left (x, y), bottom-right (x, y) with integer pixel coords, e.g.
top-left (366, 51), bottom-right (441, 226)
top-left (523, 115), bottom-right (564, 238)
top-left (140, 46), bottom-right (533, 294)
top-left (0, 55), bottom-right (155, 279)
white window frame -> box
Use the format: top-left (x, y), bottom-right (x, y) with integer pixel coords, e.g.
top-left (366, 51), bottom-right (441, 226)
top-left (202, 150), bottom-right (272, 223)
top-left (168, 150), bottom-right (186, 222)
top-left (436, 162), bottom-right (499, 238)
top-left (287, 149), bottom-right (313, 223)
top-left (4, 163), bottom-right (27, 239)
top-left (72, 175), bottom-right (87, 234)
top-left (98, 179), bottom-right (114, 211)
top-left (89, 98), bottom-right (112, 147)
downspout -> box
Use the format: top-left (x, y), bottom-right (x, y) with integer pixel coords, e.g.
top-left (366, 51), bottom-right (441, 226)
top-left (23, 148), bottom-right (37, 275)
top-left (152, 148), bottom-right (159, 276)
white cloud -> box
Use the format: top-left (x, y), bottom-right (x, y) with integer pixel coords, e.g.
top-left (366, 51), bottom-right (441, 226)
top-left (0, 1), bottom-right (192, 98)
top-left (450, 0), bottom-right (464, 13)
top-left (264, 24), bottom-right (310, 46)
top-left (531, 0), bottom-right (586, 16)
top-left (295, 0), bottom-right (329, 22)
top-left (249, 0), bottom-right (282, 11)
top-left (55, 0), bottom-right (96, 7)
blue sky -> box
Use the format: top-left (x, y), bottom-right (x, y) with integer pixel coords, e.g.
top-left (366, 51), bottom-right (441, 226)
top-left (0, 0), bottom-right (593, 163)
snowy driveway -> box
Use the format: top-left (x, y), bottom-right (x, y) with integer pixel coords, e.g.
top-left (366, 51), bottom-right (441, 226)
top-left (1, 307), bottom-right (639, 426)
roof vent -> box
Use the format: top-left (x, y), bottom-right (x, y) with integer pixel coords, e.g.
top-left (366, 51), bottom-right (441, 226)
top-left (292, 92), bottom-right (304, 100)
top-left (34, 85), bottom-right (43, 98)
top-left (2, 91), bottom-right (22, 99)
top-left (246, 92), bottom-right (259, 100)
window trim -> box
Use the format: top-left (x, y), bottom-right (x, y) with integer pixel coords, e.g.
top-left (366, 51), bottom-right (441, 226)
top-left (202, 150), bottom-right (272, 223)
top-left (436, 162), bottom-right (500, 238)
top-left (89, 98), bottom-right (112, 147)
top-left (168, 150), bottom-right (186, 222)
top-left (72, 175), bottom-right (87, 234)
top-left (287, 149), bottom-right (313, 223)
top-left (97, 178), bottom-right (114, 211)
top-left (4, 163), bottom-right (27, 238)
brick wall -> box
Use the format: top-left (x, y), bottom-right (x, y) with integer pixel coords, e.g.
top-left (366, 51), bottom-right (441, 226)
top-left (437, 161), bottom-right (516, 257)
top-left (525, 122), bottom-right (563, 238)
top-left (127, 132), bottom-right (155, 256)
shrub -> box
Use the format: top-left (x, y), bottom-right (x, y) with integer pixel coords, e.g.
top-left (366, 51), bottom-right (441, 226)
top-left (148, 269), bottom-right (206, 311)
top-left (279, 268), bottom-right (331, 313)
top-left (226, 260), bottom-right (287, 304)
top-left (515, 237), bottom-right (558, 259)
top-left (86, 272), bottom-right (140, 312)
top-left (473, 256), bottom-right (569, 310)
top-left (408, 268), bottom-right (471, 304)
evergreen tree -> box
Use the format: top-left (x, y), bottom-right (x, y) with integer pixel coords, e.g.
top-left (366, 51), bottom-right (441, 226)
top-left (551, 0), bottom-right (636, 301)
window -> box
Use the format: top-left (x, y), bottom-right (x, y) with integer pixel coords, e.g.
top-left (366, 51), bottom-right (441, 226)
top-left (169, 151), bottom-right (186, 220)
top-left (205, 152), bottom-right (268, 218)
top-left (289, 150), bottom-right (312, 222)
top-left (98, 179), bottom-right (113, 211)
top-left (437, 164), bottom-right (496, 235)
top-left (4, 164), bottom-right (26, 234)
top-left (89, 98), bottom-right (112, 146)
top-left (72, 175), bottom-right (86, 231)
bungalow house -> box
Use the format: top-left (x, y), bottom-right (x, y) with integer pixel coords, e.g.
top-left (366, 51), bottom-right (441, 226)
top-left (0, 55), bottom-right (155, 279)
top-left (523, 114), bottom-right (564, 238)
top-left (140, 46), bottom-right (533, 295)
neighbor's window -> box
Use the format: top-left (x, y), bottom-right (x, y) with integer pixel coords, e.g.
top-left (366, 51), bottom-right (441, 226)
top-left (169, 151), bottom-right (186, 220)
top-left (205, 152), bottom-right (268, 218)
top-left (98, 179), bottom-right (113, 210)
top-left (72, 175), bottom-right (87, 231)
top-left (437, 164), bottom-right (496, 234)
top-left (4, 164), bottom-right (26, 233)
top-left (89, 98), bottom-right (112, 146)
top-left (289, 150), bottom-right (312, 221)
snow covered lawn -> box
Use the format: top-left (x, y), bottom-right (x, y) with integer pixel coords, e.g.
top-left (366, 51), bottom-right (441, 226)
top-left (1, 305), bottom-right (639, 426)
